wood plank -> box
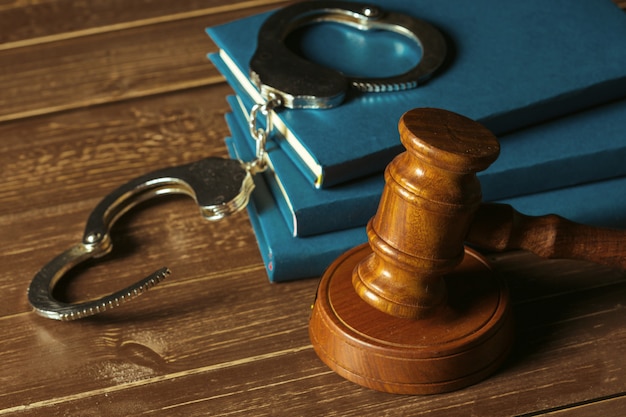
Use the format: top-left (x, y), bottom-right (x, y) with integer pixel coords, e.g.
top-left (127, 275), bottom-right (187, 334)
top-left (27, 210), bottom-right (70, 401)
top-left (0, 84), bottom-right (254, 315)
top-left (0, 0), bottom-right (292, 50)
top-left (538, 395), bottom-right (626, 416)
top-left (0, 85), bottom-right (233, 217)
top-left (0, 3), bottom-right (287, 123)
top-left (0, 264), bottom-right (315, 410)
top-left (0, 196), bottom-right (264, 316)
top-left (488, 251), bottom-right (626, 303)
top-left (0, 270), bottom-right (623, 415)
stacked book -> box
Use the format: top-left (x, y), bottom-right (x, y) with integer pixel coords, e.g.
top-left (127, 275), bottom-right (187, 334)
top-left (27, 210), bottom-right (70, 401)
top-left (207, 0), bottom-right (626, 282)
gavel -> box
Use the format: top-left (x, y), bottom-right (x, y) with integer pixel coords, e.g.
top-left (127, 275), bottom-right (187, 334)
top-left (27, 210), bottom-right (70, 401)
top-left (309, 108), bottom-right (625, 395)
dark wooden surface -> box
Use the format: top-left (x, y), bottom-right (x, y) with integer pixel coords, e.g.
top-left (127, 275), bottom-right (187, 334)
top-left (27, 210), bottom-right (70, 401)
top-left (1, 1), bottom-right (625, 415)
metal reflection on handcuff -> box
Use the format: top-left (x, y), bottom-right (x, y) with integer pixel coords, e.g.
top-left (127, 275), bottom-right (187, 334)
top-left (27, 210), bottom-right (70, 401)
top-left (27, 1), bottom-right (447, 321)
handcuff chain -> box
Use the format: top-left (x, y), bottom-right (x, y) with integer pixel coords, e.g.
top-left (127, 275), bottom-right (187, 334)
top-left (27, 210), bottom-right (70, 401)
top-left (247, 95), bottom-right (282, 174)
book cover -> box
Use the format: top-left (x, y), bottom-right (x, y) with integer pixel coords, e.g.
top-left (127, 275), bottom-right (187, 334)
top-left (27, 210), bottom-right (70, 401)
top-left (497, 176), bottom-right (626, 230)
top-left (225, 136), bottom-right (367, 282)
top-left (226, 96), bottom-right (382, 237)
top-left (481, 100), bottom-right (626, 200)
top-left (231, 151), bottom-right (626, 282)
top-left (208, 0), bottom-right (626, 187)
top-left (227, 76), bottom-right (626, 237)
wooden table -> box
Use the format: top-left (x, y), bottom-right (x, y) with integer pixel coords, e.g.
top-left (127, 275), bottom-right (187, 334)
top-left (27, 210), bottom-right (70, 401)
top-left (1, 1), bottom-right (625, 415)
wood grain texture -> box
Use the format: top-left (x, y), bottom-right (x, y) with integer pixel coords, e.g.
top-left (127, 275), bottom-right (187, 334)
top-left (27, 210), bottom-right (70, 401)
top-left (0, 0), bottom-right (292, 49)
top-left (354, 108), bottom-right (501, 318)
top-left (468, 203), bottom-right (626, 270)
top-left (311, 245), bottom-right (514, 394)
top-left (0, 1), bottom-right (291, 122)
top-left (0, 0), bottom-right (625, 415)
top-left (2, 255), bottom-right (624, 415)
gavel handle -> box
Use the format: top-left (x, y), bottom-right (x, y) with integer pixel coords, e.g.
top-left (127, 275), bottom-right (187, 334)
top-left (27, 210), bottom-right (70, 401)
top-left (467, 203), bottom-right (626, 270)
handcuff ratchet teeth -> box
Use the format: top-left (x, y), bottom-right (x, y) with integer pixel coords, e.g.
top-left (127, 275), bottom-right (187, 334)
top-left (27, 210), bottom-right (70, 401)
top-left (28, 157), bottom-right (255, 321)
top-left (250, 0), bottom-right (447, 109)
top-left (27, 1), bottom-right (447, 321)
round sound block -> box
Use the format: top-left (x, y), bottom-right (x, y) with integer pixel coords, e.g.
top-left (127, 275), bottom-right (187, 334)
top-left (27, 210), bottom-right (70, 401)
top-left (309, 244), bottom-right (514, 395)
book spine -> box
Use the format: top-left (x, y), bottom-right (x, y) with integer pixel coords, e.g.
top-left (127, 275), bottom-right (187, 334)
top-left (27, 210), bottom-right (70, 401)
top-left (226, 137), bottom-right (368, 281)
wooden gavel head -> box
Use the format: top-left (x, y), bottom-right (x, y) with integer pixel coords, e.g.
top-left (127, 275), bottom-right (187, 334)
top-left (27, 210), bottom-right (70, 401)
top-left (353, 108), bottom-right (500, 319)
top-left (309, 108), bottom-right (514, 395)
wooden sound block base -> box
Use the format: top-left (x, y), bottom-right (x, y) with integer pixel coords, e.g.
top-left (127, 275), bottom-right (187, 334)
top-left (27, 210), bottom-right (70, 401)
top-left (309, 244), bottom-right (514, 395)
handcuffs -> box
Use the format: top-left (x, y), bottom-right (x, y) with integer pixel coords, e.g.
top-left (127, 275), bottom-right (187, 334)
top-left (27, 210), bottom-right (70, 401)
top-left (27, 1), bottom-right (447, 320)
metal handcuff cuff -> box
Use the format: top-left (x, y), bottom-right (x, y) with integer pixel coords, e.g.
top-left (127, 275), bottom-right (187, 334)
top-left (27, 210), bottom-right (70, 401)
top-left (27, 1), bottom-right (447, 321)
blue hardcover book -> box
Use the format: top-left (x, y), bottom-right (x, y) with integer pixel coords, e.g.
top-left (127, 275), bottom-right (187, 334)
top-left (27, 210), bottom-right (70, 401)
top-left (208, 0), bottom-right (626, 187)
top-left (481, 100), bottom-right (626, 200)
top-left (230, 154), bottom-right (626, 282)
top-left (226, 96), bottom-right (382, 237)
top-left (225, 136), bottom-right (367, 282)
top-left (497, 176), bottom-right (626, 230)
top-left (226, 75), bottom-right (626, 237)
